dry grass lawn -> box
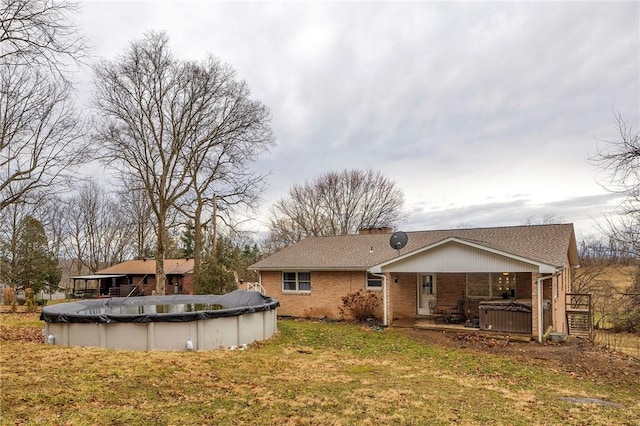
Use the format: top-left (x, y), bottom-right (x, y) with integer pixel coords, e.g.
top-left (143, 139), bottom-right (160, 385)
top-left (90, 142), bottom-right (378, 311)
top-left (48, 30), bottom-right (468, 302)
top-left (1, 311), bottom-right (639, 425)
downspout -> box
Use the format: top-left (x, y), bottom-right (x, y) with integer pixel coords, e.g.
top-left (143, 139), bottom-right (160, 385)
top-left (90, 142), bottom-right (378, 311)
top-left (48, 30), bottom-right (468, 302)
top-left (370, 272), bottom-right (388, 326)
top-left (536, 270), bottom-right (562, 343)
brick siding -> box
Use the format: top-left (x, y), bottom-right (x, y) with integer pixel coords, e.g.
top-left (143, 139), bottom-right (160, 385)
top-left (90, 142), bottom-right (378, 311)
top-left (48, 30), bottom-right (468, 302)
top-left (260, 270), bottom-right (379, 319)
top-left (261, 267), bottom-right (570, 337)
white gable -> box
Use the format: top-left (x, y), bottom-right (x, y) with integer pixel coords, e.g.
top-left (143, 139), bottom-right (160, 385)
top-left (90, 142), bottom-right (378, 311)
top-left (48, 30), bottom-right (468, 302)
top-left (371, 240), bottom-right (555, 274)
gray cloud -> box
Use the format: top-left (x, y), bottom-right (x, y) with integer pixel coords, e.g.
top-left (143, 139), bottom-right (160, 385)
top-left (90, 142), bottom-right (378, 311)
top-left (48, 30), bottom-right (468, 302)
top-left (78, 1), bottom-right (639, 240)
top-left (403, 193), bottom-right (623, 240)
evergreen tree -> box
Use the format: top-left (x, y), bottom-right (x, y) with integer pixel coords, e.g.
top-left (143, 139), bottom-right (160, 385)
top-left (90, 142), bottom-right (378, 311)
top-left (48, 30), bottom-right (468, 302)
top-left (180, 222), bottom-right (195, 258)
top-left (14, 216), bottom-right (60, 295)
top-left (239, 243), bottom-right (262, 282)
top-left (194, 237), bottom-right (238, 295)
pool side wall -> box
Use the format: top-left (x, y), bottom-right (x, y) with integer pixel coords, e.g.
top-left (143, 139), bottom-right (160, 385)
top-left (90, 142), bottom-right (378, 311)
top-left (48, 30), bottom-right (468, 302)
top-left (44, 308), bottom-right (278, 351)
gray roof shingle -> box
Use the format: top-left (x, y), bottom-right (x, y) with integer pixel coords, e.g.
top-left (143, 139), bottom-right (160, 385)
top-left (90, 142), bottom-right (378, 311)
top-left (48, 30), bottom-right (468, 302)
top-left (250, 224), bottom-right (577, 271)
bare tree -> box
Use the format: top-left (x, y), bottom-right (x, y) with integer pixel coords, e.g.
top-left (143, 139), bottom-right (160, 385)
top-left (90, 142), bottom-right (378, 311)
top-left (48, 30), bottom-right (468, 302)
top-left (522, 212), bottom-right (565, 226)
top-left (61, 180), bottom-right (133, 273)
top-left (577, 235), bottom-right (634, 266)
top-left (117, 181), bottom-right (155, 258)
top-left (0, 0), bottom-right (87, 79)
top-left (0, 0), bottom-right (88, 214)
top-left (181, 92), bottom-right (273, 278)
top-left (92, 32), bottom-right (274, 294)
top-left (590, 111), bottom-right (640, 332)
top-left (261, 216), bottom-right (307, 255)
top-left (0, 202), bottom-right (26, 288)
top-left (591, 111), bottom-right (640, 259)
top-left (0, 61), bottom-right (86, 212)
top-left (264, 169), bottom-right (406, 252)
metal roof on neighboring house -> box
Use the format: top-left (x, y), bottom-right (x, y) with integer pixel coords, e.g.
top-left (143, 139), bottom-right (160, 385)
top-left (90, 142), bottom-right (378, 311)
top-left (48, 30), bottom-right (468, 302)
top-left (250, 224), bottom-right (578, 271)
top-left (96, 259), bottom-right (195, 275)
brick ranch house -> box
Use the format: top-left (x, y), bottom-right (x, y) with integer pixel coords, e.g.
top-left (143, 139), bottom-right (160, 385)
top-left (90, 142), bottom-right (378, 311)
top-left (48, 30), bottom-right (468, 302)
top-left (250, 224), bottom-right (579, 342)
top-left (71, 258), bottom-right (195, 297)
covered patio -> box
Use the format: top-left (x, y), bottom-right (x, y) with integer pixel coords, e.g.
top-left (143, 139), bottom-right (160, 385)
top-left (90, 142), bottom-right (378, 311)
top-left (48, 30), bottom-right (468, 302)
top-left (370, 235), bottom-right (571, 342)
top-left (70, 274), bottom-right (136, 297)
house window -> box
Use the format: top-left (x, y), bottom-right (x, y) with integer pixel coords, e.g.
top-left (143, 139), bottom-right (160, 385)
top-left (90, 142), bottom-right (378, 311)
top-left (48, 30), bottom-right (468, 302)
top-left (282, 272), bottom-right (311, 292)
top-left (493, 273), bottom-right (516, 298)
top-left (467, 273), bottom-right (490, 299)
top-left (366, 273), bottom-right (382, 290)
top-left (467, 273), bottom-right (517, 299)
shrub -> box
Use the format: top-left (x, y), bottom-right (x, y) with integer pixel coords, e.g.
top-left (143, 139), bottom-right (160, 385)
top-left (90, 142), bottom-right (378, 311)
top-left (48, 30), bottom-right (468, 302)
top-left (24, 288), bottom-right (36, 313)
top-left (339, 289), bottom-right (381, 322)
top-left (3, 287), bottom-right (15, 305)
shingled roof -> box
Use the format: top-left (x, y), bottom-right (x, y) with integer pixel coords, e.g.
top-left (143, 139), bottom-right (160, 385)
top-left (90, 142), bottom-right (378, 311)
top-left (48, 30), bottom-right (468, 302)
top-left (97, 258), bottom-right (195, 275)
top-left (250, 224), bottom-right (578, 271)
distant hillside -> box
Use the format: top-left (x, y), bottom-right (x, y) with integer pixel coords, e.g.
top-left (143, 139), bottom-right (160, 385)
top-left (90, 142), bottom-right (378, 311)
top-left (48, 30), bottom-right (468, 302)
top-left (573, 266), bottom-right (636, 294)
top-left (597, 266), bottom-right (636, 290)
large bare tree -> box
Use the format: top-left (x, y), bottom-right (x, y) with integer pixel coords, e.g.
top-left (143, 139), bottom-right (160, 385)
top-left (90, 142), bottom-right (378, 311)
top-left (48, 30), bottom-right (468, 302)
top-left (1, 0), bottom-right (87, 78)
top-left (264, 169), bottom-right (406, 252)
top-left (0, 62), bottom-right (86, 211)
top-left (0, 0), bottom-right (87, 212)
top-left (92, 32), bottom-right (273, 294)
top-left (181, 87), bottom-right (273, 278)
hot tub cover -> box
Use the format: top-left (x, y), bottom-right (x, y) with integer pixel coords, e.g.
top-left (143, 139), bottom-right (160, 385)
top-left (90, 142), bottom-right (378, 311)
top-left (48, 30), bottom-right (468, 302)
top-left (40, 290), bottom-right (279, 324)
top-left (478, 299), bottom-right (551, 313)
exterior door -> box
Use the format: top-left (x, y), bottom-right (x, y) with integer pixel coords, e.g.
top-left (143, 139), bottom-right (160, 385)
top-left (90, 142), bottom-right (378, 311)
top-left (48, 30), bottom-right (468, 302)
top-left (417, 274), bottom-right (436, 315)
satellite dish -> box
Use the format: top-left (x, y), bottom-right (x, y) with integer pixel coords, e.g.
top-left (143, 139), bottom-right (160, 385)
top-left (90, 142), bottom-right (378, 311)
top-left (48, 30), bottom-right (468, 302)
top-left (389, 231), bottom-right (408, 252)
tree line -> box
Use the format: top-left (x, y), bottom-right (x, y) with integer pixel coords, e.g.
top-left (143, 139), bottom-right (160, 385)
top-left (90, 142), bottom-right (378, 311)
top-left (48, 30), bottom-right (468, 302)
top-left (0, 1), bottom-right (408, 296)
top-left (1, 1), bottom-right (273, 295)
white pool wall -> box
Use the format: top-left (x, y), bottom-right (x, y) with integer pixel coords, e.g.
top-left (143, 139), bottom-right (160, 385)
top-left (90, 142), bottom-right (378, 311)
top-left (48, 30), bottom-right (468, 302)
top-left (43, 308), bottom-right (277, 351)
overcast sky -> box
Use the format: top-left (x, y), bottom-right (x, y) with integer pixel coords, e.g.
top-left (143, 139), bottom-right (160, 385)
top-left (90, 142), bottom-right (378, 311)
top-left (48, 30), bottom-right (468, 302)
top-left (77, 1), bottom-right (639, 241)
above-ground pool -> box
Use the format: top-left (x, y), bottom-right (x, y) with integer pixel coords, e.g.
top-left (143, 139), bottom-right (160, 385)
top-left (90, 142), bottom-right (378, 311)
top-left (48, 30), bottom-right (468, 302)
top-left (40, 290), bottom-right (279, 351)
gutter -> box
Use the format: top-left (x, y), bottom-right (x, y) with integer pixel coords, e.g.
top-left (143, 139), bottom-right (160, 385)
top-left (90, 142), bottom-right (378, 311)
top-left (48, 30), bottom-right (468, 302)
top-left (369, 272), bottom-right (388, 326)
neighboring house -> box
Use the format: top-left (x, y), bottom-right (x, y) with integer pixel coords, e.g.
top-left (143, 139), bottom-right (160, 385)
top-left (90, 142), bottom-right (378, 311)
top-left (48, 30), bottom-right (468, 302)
top-left (71, 258), bottom-right (195, 297)
top-left (250, 224), bottom-right (579, 341)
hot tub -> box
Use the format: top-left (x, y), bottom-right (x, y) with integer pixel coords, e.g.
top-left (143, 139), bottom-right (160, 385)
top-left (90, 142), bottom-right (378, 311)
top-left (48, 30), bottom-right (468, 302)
top-left (40, 290), bottom-right (279, 351)
top-left (478, 299), bottom-right (550, 334)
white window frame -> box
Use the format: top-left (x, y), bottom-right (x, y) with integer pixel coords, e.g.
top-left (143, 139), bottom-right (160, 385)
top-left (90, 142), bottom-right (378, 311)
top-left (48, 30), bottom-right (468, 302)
top-left (366, 273), bottom-right (383, 291)
top-left (282, 271), bottom-right (311, 293)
